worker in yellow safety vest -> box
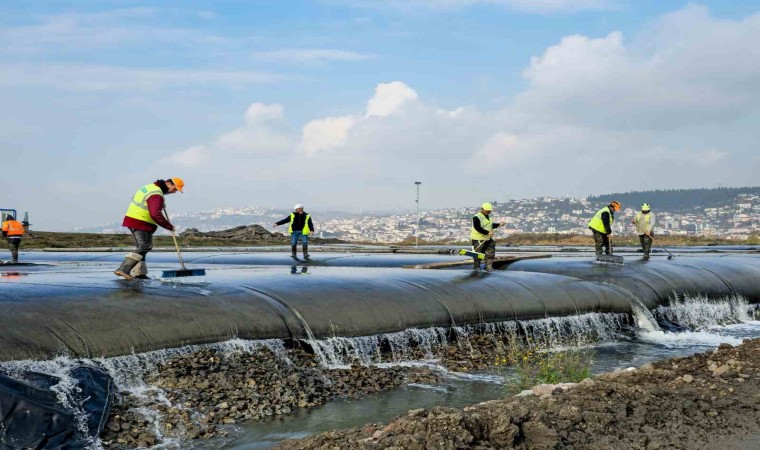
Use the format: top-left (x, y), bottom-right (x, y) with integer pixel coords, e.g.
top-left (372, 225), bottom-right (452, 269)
top-left (274, 204), bottom-right (315, 259)
top-left (114, 178), bottom-right (183, 280)
top-left (588, 201), bottom-right (620, 256)
top-left (1, 215), bottom-right (25, 263)
top-left (470, 202), bottom-right (502, 271)
top-left (632, 203), bottom-right (655, 259)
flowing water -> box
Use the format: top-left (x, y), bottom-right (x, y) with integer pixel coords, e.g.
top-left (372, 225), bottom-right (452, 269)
top-left (2, 295), bottom-right (760, 450)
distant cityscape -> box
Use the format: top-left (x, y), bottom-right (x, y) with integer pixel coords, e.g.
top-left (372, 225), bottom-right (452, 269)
top-left (319, 193), bottom-right (760, 243)
top-left (76, 188), bottom-right (760, 243)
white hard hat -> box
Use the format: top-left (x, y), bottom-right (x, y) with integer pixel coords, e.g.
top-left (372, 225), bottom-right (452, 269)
top-left (293, 204), bottom-right (304, 210)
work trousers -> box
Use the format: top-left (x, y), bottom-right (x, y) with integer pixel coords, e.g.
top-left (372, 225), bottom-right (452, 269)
top-left (639, 234), bottom-right (653, 257)
top-left (290, 231), bottom-right (309, 247)
top-left (471, 238), bottom-right (496, 270)
top-left (129, 229), bottom-right (154, 257)
top-left (591, 230), bottom-right (610, 256)
top-left (7, 237), bottom-right (21, 262)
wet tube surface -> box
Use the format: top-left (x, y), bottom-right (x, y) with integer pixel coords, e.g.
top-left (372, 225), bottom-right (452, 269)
top-left (0, 266), bottom-right (632, 362)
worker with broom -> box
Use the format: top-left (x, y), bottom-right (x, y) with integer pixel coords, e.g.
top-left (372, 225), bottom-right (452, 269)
top-left (588, 201), bottom-right (621, 257)
top-left (471, 202), bottom-right (502, 272)
top-left (632, 203), bottom-right (656, 259)
top-left (114, 178), bottom-right (183, 280)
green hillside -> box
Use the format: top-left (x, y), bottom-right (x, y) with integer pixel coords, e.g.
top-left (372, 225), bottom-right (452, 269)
top-left (588, 187), bottom-right (760, 212)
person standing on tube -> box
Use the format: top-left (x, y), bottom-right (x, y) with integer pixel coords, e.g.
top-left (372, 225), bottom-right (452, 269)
top-left (632, 203), bottom-right (655, 259)
top-left (1, 215), bottom-right (25, 263)
top-left (470, 202), bottom-right (501, 272)
top-left (274, 204), bottom-right (315, 259)
top-left (114, 178), bottom-right (183, 280)
top-left (588, 201), bottom-right (620, 257)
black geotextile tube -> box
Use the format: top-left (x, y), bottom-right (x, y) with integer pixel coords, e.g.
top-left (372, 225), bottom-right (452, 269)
top-left (0, 268), bottom-right (632, 362)
top-left (0, 366), bottom-right (113, 450)
top-left (504, 256), bottom-right (760, 309)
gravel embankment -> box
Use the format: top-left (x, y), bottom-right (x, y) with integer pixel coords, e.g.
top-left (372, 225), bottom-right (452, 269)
top-left (275, 339), bottom-right (760, 450)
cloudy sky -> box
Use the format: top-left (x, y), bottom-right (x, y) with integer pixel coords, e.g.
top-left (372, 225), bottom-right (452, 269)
top-left (2, 1), bottom-right (759, 230)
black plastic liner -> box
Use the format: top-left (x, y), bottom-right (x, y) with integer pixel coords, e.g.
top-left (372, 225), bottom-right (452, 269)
top-left (0, 366), bottom-right (114, 449)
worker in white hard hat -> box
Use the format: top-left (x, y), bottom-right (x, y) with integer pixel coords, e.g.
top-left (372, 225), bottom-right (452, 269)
top-left (274, 204), bottom-right (315, 259)
top-left (632, 203), bottom-right (656, 259)
top-left (470, 202), bottom-right (502, 271)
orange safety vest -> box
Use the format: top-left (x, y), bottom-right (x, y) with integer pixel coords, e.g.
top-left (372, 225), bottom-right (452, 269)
top-left (2, 220), bottom-right (25, 237)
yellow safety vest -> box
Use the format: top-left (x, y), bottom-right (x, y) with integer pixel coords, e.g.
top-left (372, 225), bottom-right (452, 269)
top-left (288, 213), bottom-right (311, 235)
top-left (634, 212), bottom-right (652, 235)
top-left (588, 206), bottom-right (613, 234)
top-left (470, 212), bottom-right (493, 240)
top-left (124, 184), bottom-right (163, 225)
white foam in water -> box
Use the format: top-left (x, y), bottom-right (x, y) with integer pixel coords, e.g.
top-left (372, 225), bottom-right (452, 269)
top-left (638, 329), bottom-right (743, 348)
top-left (653, 294), bottom-right (750, 329)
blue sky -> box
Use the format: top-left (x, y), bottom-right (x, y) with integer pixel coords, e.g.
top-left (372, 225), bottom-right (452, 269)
top-left (2, 1), bottom-right (759, 230)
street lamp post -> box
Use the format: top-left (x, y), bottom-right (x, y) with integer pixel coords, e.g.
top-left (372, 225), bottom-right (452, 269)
top-left (415, 181), bottom-right (422, 246)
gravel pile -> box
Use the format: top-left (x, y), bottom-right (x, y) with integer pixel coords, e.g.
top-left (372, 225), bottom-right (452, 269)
top-left (100, 345), bottom-right (438, 449)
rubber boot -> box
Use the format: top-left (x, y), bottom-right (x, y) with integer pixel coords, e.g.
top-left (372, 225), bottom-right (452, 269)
top-left (485, 259), bottom-right (494, 272)
top-left (291, 245), bottom-right (298, 259)
top-left (114, 253), bottom-right (142, 280)
top-left (472, 258), bottom-right (480, 270)
top-left (131, 261), bottom-right (150, 279)
top-left (303, 245), bottom-right (310, 259)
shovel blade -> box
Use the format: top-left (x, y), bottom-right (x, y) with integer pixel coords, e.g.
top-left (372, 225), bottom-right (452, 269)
top-left (595, 255), bottom-right (624, 265)
top-left (161, 268), bottom-right (206, 278)
top-left (457, 249), bottom-right (485, 259)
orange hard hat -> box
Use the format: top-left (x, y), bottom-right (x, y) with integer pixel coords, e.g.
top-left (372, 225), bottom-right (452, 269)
top-left (610, 201), bottom-right (621, 211)
top-left (171, 177), bottom-right (185, 193)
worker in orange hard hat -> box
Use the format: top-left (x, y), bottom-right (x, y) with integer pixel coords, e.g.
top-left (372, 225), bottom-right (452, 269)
top-left (588, 201), bottom-right (620, 256)
top-left (114, 178), bottom-right (183, 280)
top-left (1, 214), bottom-right (25, 263)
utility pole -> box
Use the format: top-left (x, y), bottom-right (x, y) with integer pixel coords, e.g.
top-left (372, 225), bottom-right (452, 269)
top-left (415, 181), bottom-right (422, 246)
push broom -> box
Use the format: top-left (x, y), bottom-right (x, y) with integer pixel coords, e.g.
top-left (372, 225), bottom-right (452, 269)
top-left (161, 208), bottom-right (206, 278)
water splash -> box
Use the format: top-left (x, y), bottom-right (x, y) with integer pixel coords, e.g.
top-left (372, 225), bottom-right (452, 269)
top-left (653, 294), bottom-right (750, 329)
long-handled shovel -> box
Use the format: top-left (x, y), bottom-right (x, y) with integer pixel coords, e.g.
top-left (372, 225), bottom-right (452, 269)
top-left (161, 209), bottom-right (206, 278)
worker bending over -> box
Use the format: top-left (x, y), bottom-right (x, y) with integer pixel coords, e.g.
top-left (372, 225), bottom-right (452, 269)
top-left (114, 178), bottom-right (183, 280)
top-left (471, 202), bottom-right (502, 271)
top-left (588, 201), bottom-right (621, 257)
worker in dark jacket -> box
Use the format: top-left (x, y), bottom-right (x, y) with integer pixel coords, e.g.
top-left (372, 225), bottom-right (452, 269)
top-left (587, 201), bottom-right (621, 256)
top-left (114, 178), bottom-right (183, 280)
top-left (1, 215), bottom-right (25, 263)
top-left (274, 204), bottom-right (315, 259)
top-left (470, 203), bottom-right (502, 271)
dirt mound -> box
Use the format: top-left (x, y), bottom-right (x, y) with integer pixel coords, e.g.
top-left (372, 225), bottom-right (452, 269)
top-left (181, 225), bottom-right (284, 242)
top-left (275, 339), bottom-right (760, 449)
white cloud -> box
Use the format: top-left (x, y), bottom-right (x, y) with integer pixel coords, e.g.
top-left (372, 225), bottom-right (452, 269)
top-left (160, 145), bottom-right (208, 168)
top-left (365, 81), bottom-right (418, 118)
top-left (244, 103), bottom-right (285, 124)
top-left (254, 49), bottom-right (377, 62)
top-left (299, 115), bottom-right (359, 155)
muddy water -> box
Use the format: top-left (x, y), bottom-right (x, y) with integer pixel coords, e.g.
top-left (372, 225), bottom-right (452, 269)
top-left (210, 320), bottom-right (760, 450)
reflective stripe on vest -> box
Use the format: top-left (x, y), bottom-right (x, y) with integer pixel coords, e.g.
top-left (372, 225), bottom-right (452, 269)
top-left (588, 207), bottom-right (613, 234)
top-left (124, 184), bottom-right (163, 225)
top-left (288, 213), bottom-right (311, 235)
top-left (470, 212), bottom-right (492, 240)
top-left (634, 212), bottom-right (652, 235)
top-left (2, 220), bottom-right (25, 236)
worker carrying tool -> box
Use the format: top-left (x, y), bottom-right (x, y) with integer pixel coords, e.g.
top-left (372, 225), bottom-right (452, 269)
top-left (1, 215), bottom-right (25, 263)
top-left (588, 201), bottom-right (621, 257)
top-left (470, 202), bottom-right (502, 272)
top-left (632, 203), bottom-right (656, 259)
top-left (274, 204), bottom-right (315, 259)
top-left (114, 178), bottom-right (184, 280)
